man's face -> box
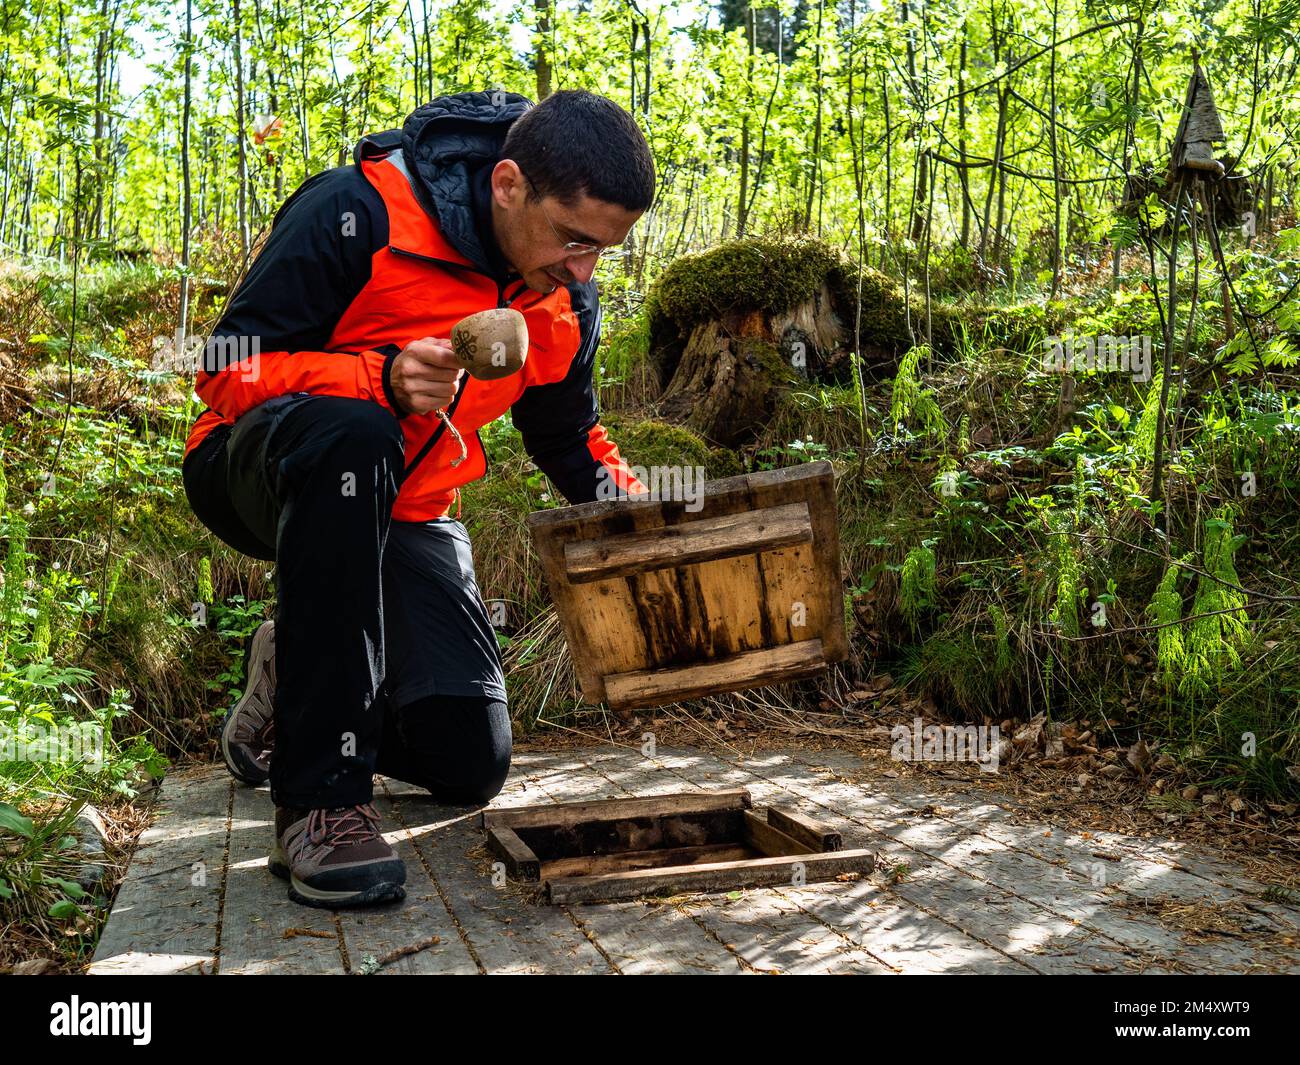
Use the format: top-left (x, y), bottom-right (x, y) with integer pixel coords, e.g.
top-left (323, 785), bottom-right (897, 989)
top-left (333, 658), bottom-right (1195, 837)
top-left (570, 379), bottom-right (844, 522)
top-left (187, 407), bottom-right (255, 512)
top-left (489, 159), bottom-right (643, 293)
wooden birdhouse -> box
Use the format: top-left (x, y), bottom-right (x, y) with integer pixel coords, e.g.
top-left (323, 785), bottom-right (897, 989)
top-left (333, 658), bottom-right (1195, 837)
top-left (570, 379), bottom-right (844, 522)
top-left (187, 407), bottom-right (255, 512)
top-left (1171, 60), bottom-right (1226, 177)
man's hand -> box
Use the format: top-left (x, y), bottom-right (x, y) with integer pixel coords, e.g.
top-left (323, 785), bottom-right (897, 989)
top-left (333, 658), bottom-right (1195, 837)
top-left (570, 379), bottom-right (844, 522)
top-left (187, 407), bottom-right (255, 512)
top-left (389, 337), bottom-right (465, 416)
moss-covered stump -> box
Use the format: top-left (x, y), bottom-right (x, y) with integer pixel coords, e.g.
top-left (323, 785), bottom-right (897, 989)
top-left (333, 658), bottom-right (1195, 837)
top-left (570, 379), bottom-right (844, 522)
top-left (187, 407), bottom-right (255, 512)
top-left (645, 236), bottom-right (961, 446)
top-left (645, 237), bottom-right (846, 446)
top-left (656, 319), bottom-right (803, 447)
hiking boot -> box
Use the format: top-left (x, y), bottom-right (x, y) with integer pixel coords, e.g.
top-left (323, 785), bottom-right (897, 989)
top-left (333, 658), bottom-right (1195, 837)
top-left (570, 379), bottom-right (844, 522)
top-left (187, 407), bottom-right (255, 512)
top-left (270, 803), bottom-right (407, 909)
top-left (220, 620), bottom-right (276, 785)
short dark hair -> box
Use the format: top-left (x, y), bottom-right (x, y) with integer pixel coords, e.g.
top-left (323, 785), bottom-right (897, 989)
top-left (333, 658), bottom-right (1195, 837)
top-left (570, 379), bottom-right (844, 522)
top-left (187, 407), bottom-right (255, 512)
top-left (503, 90), bottom-right (655, 212)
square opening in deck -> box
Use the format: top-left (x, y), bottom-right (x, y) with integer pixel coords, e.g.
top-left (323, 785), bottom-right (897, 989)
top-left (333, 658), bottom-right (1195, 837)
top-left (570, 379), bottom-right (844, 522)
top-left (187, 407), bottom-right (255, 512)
top-left (481, 789), bottom-right (875, 904)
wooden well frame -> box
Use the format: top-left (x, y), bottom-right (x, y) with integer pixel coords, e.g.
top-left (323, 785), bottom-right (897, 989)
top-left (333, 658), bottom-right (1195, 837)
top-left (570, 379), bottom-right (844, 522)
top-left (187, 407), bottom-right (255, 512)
top-left (482, 789), bottom-right (875, 904)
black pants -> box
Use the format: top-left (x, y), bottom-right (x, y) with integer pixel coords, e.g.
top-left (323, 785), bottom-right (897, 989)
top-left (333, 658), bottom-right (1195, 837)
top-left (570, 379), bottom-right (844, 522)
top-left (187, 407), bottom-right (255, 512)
top-left (182, 393), bottom-right (511, 809)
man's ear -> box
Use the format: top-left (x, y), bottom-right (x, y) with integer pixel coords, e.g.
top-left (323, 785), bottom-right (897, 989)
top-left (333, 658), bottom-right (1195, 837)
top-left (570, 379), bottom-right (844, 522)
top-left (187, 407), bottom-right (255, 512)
top-left (491, 159), bottom-right (527, 211)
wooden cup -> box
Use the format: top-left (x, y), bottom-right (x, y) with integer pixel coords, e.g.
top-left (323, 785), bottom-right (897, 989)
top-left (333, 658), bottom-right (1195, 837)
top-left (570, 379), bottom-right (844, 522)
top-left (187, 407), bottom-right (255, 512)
top-left (450, 308), bottom-right (529, 381)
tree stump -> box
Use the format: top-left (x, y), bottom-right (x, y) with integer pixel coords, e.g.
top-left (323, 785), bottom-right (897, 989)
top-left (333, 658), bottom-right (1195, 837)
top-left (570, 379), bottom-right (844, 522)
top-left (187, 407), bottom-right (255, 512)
top-left (645, 236), bottom-right (934, 448)
top-left (656, 289), bottom-right (845, 448)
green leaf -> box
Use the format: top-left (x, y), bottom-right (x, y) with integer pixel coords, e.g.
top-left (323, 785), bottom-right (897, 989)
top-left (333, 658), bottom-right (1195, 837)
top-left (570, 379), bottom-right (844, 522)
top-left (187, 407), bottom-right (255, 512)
top-left (47, 899), bottom-right (80, 919)
top-left (50, 877), bottom-right (86, 899)
top-left (0, 801), bottom-right (34, 838)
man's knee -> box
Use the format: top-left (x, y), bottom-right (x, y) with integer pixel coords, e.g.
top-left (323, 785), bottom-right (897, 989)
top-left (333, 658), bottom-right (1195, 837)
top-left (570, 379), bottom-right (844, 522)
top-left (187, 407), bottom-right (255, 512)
top-left (398, 695), bottom-right (512, 805)
top-left (458, 741), bottom-right (511, 805)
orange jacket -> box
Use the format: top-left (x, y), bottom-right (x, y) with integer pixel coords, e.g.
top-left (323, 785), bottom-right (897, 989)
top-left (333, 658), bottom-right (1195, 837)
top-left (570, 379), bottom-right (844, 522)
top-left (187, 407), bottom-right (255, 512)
top-left (185, 94), bottom-right (644, 522)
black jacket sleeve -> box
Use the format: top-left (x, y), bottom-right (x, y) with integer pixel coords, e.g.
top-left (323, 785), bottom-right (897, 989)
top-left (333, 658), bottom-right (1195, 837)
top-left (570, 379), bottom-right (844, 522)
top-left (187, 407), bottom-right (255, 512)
top-left (195, 166), bottom-right (398, 418)
top-left (508, 280), bottom-right (642, 504)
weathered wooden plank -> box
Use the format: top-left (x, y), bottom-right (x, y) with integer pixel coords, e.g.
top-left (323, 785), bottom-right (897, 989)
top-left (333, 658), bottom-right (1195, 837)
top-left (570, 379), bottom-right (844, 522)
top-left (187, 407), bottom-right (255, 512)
top-left (754, 542), bottom-right (820, 650)
top-left (768, 806), bottom-right (842, 852)
top-left (549, 848), bottom-right (876, 904)
top-left (89, 768), bottom-right (232, 976)
top-left (676, 890), bottom-right (894, 975)
top-left (604, 639), bottom-right (828, 711)
top-left (564, 502), bottom-right (812, 584)
top-left (389, 794), bottom-right (613, 974)
top-left (780, 877), bottom-right (1037, 974)
top-left (565, 901), bottom-right (748, 974)
top-left (802, 467), bottom-right (848, 663)
top-left (529, 519), bottom-right (616, 701)
top-left (691, 552), bottom-right (771, 657)
top-left (742, 810), bottom-right (812, 858)
top-left (337, 794), bottom-right (481, 975)
top-left (217, 785), bottom-right (344, 975)
top-left (486, 826), bottom-right (541, 881)
top-left (525, 461), bottom-right (833, 530)
top-left (481, 787), bottom-right (751, 830)
top-left (575, 576), bottom-right (648, 678)
top-left (540, 843), bottom-right (754, 881)
top-left (626, 564), bottom-right (710, 669)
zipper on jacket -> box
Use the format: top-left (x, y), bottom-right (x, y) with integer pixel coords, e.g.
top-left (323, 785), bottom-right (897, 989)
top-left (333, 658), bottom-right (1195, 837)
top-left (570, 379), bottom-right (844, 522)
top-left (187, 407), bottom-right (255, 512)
top-left (391, 252), bottom-right (545, 483)
top-left (389, 244), bottom-right (491, 278)
top-left (400, 376), bottom-right (468, 483)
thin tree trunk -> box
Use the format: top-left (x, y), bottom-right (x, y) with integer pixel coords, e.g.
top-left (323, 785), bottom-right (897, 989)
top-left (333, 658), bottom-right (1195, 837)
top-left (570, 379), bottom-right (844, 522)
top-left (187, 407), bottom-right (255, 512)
top-left (535, 0), bottom-right (552, 100)
top-left (178, 0), bottom-right (193, 350)
top-left (233, 0), bottom-right (249, 257)
top-left (902, 0), bottom-right (926, 243)
top-left (881, 68), bottom-right (892, 261)
top-left (802, 0), bottom-right (824, 232)
top-left (958, 31), bottom-right (970, 246)
top-left (737, 4), bottom-right (754, 237)
top-left (1048, 0), bottom-right (1062, 299)
top-left (90, 0), bottom-right (110, 239)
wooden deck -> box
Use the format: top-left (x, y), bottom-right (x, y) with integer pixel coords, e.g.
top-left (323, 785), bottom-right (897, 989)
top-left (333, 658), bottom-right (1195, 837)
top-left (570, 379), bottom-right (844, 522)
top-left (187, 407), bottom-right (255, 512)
top-left (89, 745), bottom-right (1300, 975)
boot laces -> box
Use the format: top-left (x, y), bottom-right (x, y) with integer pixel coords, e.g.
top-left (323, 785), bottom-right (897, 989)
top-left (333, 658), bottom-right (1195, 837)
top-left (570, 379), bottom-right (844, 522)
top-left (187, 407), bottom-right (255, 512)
top-left (306, 803), bottom-right (382, 849)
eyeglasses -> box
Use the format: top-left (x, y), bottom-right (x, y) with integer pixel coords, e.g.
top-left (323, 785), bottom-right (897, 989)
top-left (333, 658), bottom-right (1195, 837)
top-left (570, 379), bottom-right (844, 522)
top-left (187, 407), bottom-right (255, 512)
top-left (520, 169), bottom-right (624, 261)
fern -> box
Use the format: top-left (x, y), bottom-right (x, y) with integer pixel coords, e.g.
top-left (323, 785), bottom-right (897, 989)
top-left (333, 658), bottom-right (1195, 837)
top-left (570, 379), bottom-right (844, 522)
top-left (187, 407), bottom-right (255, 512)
top-left (31, 578), bottom-right (54, 660)
top-left (899, 542), bottom-right (937, 630)
top-left (1047, 513), bottom-right (1084, 637)
top-left (1146, 558), bottom-right (1187, 689)
top-left (1, 519), bottom-right (30, 670)
top-left (890, 346), bottom-right (948, 442)
top-left (197, 556), bottom-right (214, 606)
top-left (1132, 368), bottom-right (1163, 463)
top-left (1180, 508), bottom-right (1250, 695)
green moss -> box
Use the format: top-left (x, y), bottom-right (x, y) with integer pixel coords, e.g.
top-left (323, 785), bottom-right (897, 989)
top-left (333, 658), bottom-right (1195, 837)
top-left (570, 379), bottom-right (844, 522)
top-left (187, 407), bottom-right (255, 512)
top-left (647, 236), bottom-right (845, 334)
top-left (603, 414), bottom-right (741, 480)
top-left (644, 232), bottom-right (940, 354)
top-left (957, 301), bottom-right (1066, 356)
